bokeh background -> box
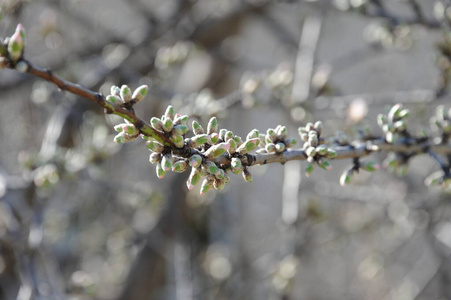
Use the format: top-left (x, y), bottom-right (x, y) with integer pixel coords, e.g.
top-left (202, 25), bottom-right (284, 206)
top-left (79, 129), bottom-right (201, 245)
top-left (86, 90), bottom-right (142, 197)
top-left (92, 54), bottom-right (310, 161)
top-left (1, 0), bottom-right (451, 299)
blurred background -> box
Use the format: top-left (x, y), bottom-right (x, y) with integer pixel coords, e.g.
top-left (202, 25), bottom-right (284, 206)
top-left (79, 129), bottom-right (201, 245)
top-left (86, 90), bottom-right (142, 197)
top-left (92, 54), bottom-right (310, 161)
top-left (1, 0), bottom-right (451, 299)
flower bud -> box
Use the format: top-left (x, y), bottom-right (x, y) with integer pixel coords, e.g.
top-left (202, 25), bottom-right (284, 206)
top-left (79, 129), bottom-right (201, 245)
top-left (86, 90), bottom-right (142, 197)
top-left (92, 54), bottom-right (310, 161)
top-left (165, 105), bottom-right (175, 120)
top-left (305, 146), bottom-right (316, 157)
top-left (189, 154), bottom-right (203, 168)
top-left (231, 157), bottom-right (243, 174)
top-left (132, 85), bottom-right (148, 103)
top-left (151, 117), bottom-right (164, 131)
top-left (234, 136), bottom-right (243, 147)
top-left (187, 167), bottom-right (201, 190)
top-left (388, 103), bottom-right (403, 122)
top-left (327, 148), bottom-right (337, 159)
top-left (172, 160), bottom-right (188, 173)
top-left (242, 168), bottom-right (253, 182)
top-left (146, 140), bottom-right (165, 153)
top-left (191, 134), bottom-right (209, 148)
top-left (275, 142), bottom-right (285, 152)
top-left (318, 159), bottom-right (332, 171)
top-left (360, 161), bottom-right (380, 172)
top-left (314, 121), bottom-right (323, 136)
top-left (209, 133), bottom-right (219, 144)
top-left (225, 131), bottom-right (234, 140)
top-left (207, 116), bottom-right (218, 134)
top-left (237, 138), bottom-right (260, 154)
top-left (161, 154), bottom-right (173, 172)
top-left (340, 169), bottom-right (353, 186)
top-left (266, 143), bottom-right (276, 153)
top-left (114, 132), bottom-right (126, 143)
top-left (170, 134), bottom-right (184, 148)
top-left (219, 129), bottom-right (227, 141)
top-left (200, 175), bottom-right (215, 195)
top-left (107, 94), bottom-right (122, 105)
top-left (192, 121), bottom-right (204, 135)
top-left (122, 124), bottom-right (138, 135)
top-left (203, 160), bottom-right (221, 177)
top-left (398, 109), bottom-right (410, 120)
top-left (227, 138), bottom-right (237, 154)
top-left (247, 129), bottom-right (260, 140)
top-left (305, 162), bottom-right (314, 177)
top-left (266, 128), bottom-right (277, 142)
top-left (393, 120), bottom-right (406, 131)
top-left (308, 135), bottom-right (318, 147)
top-left (161, 116), bottom-right (174, 132)
top-left (120, 85), bottom-right (132, 102)
top-left (204, 142), bottom-right (230, 158)
top-left (156, 162), bottom-right (166, 179)
top-left (316, 145), bottom-right (328, 156)
top-left (8, 24), bottom-right (25, 62)
top-left (276, 126), bottom-right (287, 140)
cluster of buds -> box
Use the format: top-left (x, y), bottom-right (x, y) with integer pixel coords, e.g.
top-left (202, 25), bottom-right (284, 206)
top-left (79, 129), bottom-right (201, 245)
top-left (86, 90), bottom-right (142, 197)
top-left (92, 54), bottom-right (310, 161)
top-left (257, 125), bottom-right (296, 154)
top-left (107, 84), bottom-right (149, 108)
top-left (0, 24), bottom-right (26, 71)
top-left (377, 103), bottom-right (410, 143)
top-left (430, 105), bottom-right (451, 138)
top-left (339, 159), bottom-right (380, 186)
top-left (150, 105), bottom-right (189, 148)
top-left (113, 120), bottom-right (140, 143)
top-left (298, 121), bottom-right (337, 176)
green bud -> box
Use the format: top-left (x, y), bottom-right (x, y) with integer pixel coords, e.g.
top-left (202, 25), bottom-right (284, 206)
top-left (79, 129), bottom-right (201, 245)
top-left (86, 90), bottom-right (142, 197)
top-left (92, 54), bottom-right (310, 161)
top-left (203, 160), bottom-right (221, 176)
top-left (114, 132), bottom-right (126, 143)
top-left (276, 126), bottom-right (287, 140)
top-left (192, 121), bottom-right (204, 135)
top-left (146, 140), bottom-right (165, 153)
top-left (207, 116), bottom-right (218, 134)
top-left (225, 131), bottom-right (234, 140)
top-left (204, 142), bottom-right (230, 158)
top-left (393, 120), bottom-right (406, 131)
top-left (398, 109), bottom-right (410, 120)
top-left (234, 136), bottom-right (243, 147)
top-left (191, 134), bottom-right (209, 148)
top-left (339, 169), bottom-right (353, 186)
top-left (318, 159), bottom-right (332, 171)
top-left (305, 146), bottom-right (316, 157)
top-left (327, 148), bottom-right (337, 159)
top-left (170, 134), bottom-right (184, 148)
top-left (305, 162), bottom-right (314, 177)
top-left (219, 129), bottom-right (227, 141)
top-left (120, 85), bottom-right (132, 102)
top-left (247, 129), bottom-right (260, 140)
top-left (227, 138), bottom-right (237, 154)
top-left (265, 143), bottom-right (276, 153)
top-left (122, 124), bottom-right (138, 135)
top-left (209, 133), bottom-right (219, 144)
top-left (113, 124), bottom-right (123, 132)
top-left (187, 167), bottom-right (201, 190)
top-left (231, 157), bottom-right (243, 174)
top-left (200, 175), bottom-right (215, 195)
top-left (316, 145), bottom-right (328, 156)
top-left (8, 24), bottom-right (25, 62)
top-left (156, 162), bottom-right (166, 179)
top-left (172, 160), bottom-right (188, 173)
top-left (360, 161), bottom-right (380, 172)
top-left (151, 117), bottom-right (164, 131)
top-left (242, 168), bottom-right (253, 182)
top-left (189, 154), bottom-right (203, 168)
top-left (237, 138), bottom-right (260, 154)
top-left (165, 105), bottom-right (175, 120)
top-left (275, 142), bottom-right (285, 152)
top-left (162, 116), bottom-right (174, 132)
top-left (107, 94), bottom-right (122, 105)
top-left (388, 103), bottom-right (403, 122)
top-left (267, 128), bottom-right (277, 142)
top-left (132, 85), bottom-right (148, 103)
top-left (161, 154), bottom-right (173, 172)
